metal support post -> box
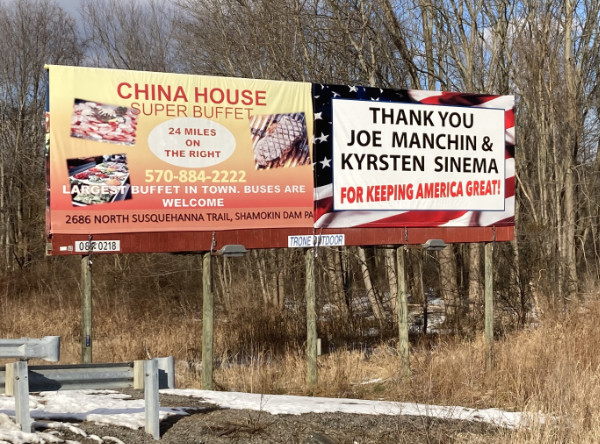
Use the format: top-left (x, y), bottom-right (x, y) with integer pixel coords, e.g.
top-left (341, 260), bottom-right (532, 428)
top-left (144, 359), bottom-right (160, 440)
top-left (14, 360), bottom-right (31, 433)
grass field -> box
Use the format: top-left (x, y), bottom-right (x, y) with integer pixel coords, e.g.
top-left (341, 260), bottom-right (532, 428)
top-left (2, 259), bottom-right (598, 443)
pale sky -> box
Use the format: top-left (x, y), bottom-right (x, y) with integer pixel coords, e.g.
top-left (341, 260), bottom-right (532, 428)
top-left (53, 0), bottom-right (82, 17)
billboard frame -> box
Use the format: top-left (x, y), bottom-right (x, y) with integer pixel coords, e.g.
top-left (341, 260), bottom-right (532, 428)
top-left (45, 66), bottom-right (515, 255)
top-left (47, 225), bottom-right (512, 255)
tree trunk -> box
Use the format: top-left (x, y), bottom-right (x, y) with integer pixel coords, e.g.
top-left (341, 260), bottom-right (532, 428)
top-left (562, 0), bottom-right (578, 301)
top-left (384, 248), bottom-right (398, 320)
top-left (357, 247), bottom-right (385, 326)
top-left (325, 247), bottom-right (349, 319)
top-left (438, 247), bottom-right (460, 332)
top-left (467, 243), bottom-right (483, 330)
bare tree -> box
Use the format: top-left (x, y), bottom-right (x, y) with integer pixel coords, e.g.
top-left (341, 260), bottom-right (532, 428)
top-left (81, 0), bottom-right (177, 72)
top-left (0, 0), bottom-right (81, 269)
top-left (3, 0), bottom-right (600, 345)
top-left (512, 0), bottom-right (600, 304)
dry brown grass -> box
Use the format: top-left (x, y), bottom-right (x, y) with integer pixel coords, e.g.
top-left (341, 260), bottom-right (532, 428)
top-left (3, 263), bottom-right (600, 442)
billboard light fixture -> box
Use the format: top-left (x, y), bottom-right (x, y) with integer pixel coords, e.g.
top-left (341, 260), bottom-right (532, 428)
top-left (214, 244), bottom-right (248, 257)
top-left (422, 239), bottom-right (447, 251)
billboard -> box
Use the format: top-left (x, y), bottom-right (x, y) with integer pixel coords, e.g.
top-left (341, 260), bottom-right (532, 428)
top-left (46, 66), bottom-right (514, 253)
top-left (47, 65), bottom-right (314, 235)
top-left (312, 85), bottom-right (515, 229)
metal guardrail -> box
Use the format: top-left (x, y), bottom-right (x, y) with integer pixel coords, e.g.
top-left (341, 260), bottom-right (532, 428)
top-left (1, 335), bottom-right (173, 439)
top-left (1, 357), bottom-right (174, 440)
top-left (23, 362), bottom-right (134, 391)
top-left (0, 336), bottom-right (60, 362)
top-left (0, 357), bottom-right (174, 394)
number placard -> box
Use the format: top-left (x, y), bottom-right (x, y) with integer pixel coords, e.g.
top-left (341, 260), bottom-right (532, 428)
top-left (74, 240), bottom-right (121, 253)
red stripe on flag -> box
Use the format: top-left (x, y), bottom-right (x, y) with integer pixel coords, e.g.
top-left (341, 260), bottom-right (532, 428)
top-left (314, 196), bottom-right (333, 220)
top-left (505, 176), bottom-right (515, 198)
top-left (356, 210), bottom-right (468, 228)
top-left (417, 92), bottom-right (500, 107)
top-left (505, 109), bottom-right (515, 130)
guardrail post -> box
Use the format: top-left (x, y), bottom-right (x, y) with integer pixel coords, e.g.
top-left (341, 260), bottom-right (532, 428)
top-left (5, 362), bottom-right (15, 396)
top-left (144, 359), bottom-right (160, 440)
top-left (135, 356), bottom-right (175, 390)
top-left (156, 356), bottom-right (175, 389)
top-left (14, 361), bottom-right (31, 433)
top-left (133, 360), bottom-right (144, 389)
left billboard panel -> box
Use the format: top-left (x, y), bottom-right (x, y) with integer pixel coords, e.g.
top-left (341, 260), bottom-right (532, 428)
top-left (47, 65), bottom-right (314, 235)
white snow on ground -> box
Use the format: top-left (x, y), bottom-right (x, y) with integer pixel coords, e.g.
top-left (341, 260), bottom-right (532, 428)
top-left (164, 389), bottom-right (532, 429)
top-left (1, 389), bottom-right (540, 444)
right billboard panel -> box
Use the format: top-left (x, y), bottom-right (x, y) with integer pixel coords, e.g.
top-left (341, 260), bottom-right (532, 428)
top-left (312, 85), bottom-right (515, 228)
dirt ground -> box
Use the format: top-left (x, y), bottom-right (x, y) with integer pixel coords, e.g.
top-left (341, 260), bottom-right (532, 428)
top-left (39, 391), bottom-right (509, 444)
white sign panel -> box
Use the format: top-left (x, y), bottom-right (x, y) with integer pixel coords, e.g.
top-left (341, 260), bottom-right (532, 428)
top-left (74, 240), bottom-right (121, 252)
top-left (332, 99), bottom-right (506, 211)
top-left (288, 234), bottom-right (345, 248)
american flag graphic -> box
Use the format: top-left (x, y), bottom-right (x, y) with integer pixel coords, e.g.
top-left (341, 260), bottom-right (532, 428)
top-left (311, 84), bottom-right (515, 228)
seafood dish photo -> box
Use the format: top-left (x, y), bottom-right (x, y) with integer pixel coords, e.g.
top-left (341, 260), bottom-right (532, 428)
top-left (70, 99), bottom-right (138, 146)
